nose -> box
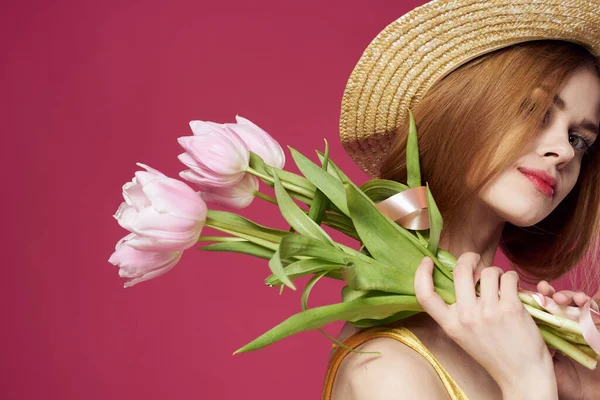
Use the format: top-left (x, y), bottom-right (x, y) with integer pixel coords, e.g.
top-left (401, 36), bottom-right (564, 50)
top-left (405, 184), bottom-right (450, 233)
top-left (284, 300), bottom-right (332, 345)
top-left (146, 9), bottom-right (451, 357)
top-left (536, 125), bottom-right (576, 169)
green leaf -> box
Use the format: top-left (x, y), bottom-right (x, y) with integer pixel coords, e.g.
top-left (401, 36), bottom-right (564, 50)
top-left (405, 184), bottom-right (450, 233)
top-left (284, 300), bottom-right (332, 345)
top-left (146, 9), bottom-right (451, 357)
top-left (437, 248), bottom-right (458, 271)
top-left (207, 210), bottom-right (290, 241)
top-left (205, 222), bottom-right (280, 251)
top-left (426, 183), bottom-right (443, 254)
top-left (248, 151), bottom-right (272, 178)
top-left (344, 180), bottom-right (455, 292)
top-left (302, 273), bottom-right (379, 355)
top-left (341, 286), bottom-right (370, 302)
top-left (319, 220), bottom-right (360, 241)
top-left (359, 179), bottom-right (410, 203)
top-left (272, 167), bottom-right (316, 193)
top-left (307, 140), bottom-right (331, 225)
top-left (342, 256), bottom-right (416, 295)
top-left (200, 241), bottom-right (275, 259)
top-left (341, 289), bottom-right (419, 326)
top-left (316, 152), bottom-right (353, 184)
top-left (301, 272), bottom-right (326, 311)
top-left (350, 311), bottom-right (420, 328)
top-left (406, 109), bottom-right (421, 188)
top-left (278, 234), bottom-right (346, 264)
top-left (273, 173), bottom-right (336, 246)
top-left (268, 246), bottom-right (296, 290)
top-left (415, 230), bottom-right (429, 247)
top-left (345, 181), bottom-right (425, 274)
top-left (264, 258), bottom-right (341, 286)
top-left (233, 294), bottom-right (422, 354)
top-left (249, 151), bottom-right (316, 195)
top-left (291, 147), bottom-right (350, 217)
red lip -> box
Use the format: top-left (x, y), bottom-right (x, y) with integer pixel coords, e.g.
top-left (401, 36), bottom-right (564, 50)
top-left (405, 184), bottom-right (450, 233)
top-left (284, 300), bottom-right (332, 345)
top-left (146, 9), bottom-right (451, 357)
top-left (518, 167), bottom-right (557, 197)
top-left (518, 168), bottom-right (557, 189)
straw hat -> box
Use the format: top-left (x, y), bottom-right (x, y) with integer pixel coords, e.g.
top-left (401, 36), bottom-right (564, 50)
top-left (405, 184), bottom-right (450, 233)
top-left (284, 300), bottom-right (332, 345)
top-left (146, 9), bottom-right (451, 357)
top-left (340, 0), bottom-right (600, 178)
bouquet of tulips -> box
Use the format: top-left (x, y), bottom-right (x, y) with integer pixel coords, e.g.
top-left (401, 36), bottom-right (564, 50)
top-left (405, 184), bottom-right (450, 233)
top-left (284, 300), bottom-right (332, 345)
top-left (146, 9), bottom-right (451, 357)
top-left (109, 113), bottom-right (600, 369)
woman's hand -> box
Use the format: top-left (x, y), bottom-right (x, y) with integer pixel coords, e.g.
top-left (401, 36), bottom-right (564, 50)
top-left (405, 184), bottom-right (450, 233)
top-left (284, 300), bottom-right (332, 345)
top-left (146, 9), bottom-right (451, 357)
top-left (536, 281), bottom-right (600, 400)
top-left (415, 252), bottom-right (558, 399)
top-left (537, 280), bottom-right (591, 308)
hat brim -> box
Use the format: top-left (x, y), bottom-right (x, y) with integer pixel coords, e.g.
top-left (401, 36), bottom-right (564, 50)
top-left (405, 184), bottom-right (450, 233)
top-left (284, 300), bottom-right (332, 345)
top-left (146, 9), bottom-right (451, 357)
top-left (340, 0), bottom-right (600, 178)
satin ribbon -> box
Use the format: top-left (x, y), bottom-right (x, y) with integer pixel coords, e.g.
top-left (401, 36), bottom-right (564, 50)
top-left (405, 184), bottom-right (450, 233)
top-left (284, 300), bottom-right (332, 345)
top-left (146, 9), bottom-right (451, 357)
top-left (520, 289), bottom-right (600, 356)
top-left (374, 186), bottom-right (429, 230)
top-left (374, 187), bottom-right (600, 356)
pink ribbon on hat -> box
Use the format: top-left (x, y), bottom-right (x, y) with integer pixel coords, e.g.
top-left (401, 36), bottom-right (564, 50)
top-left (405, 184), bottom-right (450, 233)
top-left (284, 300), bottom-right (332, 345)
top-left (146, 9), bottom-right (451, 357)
top-left (521, 289), bottom-right (600, 356)
top-left (374, 186), bottom-right (429, 230)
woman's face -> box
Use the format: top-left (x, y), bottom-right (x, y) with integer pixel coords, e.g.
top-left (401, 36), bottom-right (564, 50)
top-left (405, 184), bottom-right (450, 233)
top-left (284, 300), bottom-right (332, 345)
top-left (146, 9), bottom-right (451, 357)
top-left (479, 65), bottom-right (600, 227)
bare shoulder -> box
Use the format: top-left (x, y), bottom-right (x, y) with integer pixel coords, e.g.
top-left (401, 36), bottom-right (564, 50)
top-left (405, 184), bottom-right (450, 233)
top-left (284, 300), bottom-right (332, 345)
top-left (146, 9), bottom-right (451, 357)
top-left (330, 336), bottom-right (449, 400)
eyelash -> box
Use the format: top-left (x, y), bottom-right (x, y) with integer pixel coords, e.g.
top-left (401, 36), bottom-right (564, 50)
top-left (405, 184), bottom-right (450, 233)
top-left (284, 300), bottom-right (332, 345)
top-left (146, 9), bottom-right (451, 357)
top-left (542, 109), bottom-right (593, 152)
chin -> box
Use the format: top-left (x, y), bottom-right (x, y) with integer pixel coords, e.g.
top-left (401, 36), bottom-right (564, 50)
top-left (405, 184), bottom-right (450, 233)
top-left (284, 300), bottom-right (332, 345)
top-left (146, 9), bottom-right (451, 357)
top-left (491, 198), bottom-right (552, 227)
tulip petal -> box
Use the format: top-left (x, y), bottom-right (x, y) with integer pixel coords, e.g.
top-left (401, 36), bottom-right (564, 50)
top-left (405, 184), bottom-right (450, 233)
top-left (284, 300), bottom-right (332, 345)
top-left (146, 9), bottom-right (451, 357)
top-left (125, 232), bottom-right (199, 252)
top-left (108, 234), bottom-right (183, 288)
top-left (113, 202), bottom-right (138, 231)
top-left (122, 180), bottom-right (151, 210)
top-left (178, 135), bottom-right (249, 176)
top-left (179, 169), bottom-right (244, 188)
top-left (141, 177), bottom-right (207, 222)
top-left (133, 163), bottom-right (166, 187)
top-left (233, 115), bottom-right (285, 168)
top-left (128, 207), bottom-right (203, 247)
top-left (189, 120), bottom-right (225, 136)
top-left (200, 174), bottom-right (259, 209)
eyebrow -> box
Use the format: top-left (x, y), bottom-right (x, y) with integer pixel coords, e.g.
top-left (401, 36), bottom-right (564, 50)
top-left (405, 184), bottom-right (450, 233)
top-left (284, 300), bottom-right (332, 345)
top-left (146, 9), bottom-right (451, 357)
top-left (553, 95), bottom-right (600, 137)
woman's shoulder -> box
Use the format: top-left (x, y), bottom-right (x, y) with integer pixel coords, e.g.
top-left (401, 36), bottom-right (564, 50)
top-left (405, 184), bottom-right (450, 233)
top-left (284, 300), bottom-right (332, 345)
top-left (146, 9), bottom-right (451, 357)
top-left (329, 325), bottom-right (450, 399)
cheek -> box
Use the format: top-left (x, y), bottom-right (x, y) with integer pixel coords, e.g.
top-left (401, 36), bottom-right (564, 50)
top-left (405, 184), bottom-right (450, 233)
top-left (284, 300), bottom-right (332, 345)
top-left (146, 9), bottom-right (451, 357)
top-left (559, 161), bottom-right (582, 200)
top-left (477, 170), bottom-right (553, 226)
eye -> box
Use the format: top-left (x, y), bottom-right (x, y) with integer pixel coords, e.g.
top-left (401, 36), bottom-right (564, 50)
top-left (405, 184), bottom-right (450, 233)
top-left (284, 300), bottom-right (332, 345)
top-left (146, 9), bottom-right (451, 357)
top-left (569, 131), bottom-right (591, 151)
top-left (542, 108), bottom-right (593, 152)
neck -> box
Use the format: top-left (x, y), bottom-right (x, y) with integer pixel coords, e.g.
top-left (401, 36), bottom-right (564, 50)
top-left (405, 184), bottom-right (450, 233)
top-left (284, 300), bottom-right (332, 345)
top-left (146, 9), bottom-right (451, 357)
top-left (439, 200), bottom-right (505, 271)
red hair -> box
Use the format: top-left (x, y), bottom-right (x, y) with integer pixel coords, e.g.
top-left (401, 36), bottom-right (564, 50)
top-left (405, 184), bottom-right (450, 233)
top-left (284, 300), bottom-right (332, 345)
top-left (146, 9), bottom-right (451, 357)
top-left (379, 41), bottom-right (600, 290)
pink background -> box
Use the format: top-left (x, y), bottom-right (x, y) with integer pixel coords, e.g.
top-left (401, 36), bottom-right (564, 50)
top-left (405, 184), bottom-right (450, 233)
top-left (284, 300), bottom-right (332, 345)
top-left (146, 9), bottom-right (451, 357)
top-left (1, 0), bottom-right (587, 399)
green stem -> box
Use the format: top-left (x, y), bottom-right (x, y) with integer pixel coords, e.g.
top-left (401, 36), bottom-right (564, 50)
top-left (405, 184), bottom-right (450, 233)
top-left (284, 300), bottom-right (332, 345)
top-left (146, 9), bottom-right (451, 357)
top-left (525, 304), bottom-right (582, 336)
top-left (247, 167), bottom-right (314, 198)
top-left (539, 324), bottom-right (588, 345)
top-left (437, 288), bottom-right (456, 304)
top-left (538, 325), bottom-right (597, 370)
top-left (253, 191), bottom-right (278, 205)
top-left (197, 236), bottom-right (245, 243)
top-left (205, 219), bottom-right (281, 251)
top-left (577, 344), bottom-right (600, 361)
top-left (518, 292), bottom-right (545, 310)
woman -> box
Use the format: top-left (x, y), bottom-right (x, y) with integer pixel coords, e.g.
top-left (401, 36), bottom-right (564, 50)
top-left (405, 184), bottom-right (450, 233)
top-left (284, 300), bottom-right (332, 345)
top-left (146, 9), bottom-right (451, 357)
top-left (323, 1), bottom-right (600, 399)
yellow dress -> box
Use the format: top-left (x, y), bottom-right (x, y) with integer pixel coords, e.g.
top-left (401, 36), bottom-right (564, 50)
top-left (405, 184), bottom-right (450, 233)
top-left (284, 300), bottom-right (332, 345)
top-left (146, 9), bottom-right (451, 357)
top-left (321, 326), bottom-right (469, 399)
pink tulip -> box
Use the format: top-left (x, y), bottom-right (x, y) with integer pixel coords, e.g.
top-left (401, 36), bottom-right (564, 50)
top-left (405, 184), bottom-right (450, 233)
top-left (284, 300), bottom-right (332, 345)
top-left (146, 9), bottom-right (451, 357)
top-left (199, 173), bottom-right (259, 209)
top-left (177, 121), bottom-right (249, 187)
top-left (109, 163), bottom-right (207, 287)
top-left (112, 163), bottom-right (207, 252)
top-left (109, 233), bottom-right (183, 288)
top-left (227, 115), bottom-right (285, 169)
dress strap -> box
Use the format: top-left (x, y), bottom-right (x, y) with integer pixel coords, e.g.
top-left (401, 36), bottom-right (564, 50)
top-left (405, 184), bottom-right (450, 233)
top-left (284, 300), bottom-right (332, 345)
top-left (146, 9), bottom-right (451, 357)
top-left (321, 326), bottom-right (469, 399)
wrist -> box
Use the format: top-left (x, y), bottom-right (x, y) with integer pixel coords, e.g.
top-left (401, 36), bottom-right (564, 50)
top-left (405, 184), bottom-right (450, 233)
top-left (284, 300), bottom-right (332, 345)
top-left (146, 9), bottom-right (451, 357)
top-left (499, 362), bottom-right (558, 400)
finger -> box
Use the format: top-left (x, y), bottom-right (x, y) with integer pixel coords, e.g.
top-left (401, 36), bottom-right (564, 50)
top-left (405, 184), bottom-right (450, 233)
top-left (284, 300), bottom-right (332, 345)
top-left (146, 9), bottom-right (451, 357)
top-left (536, 280), bottom-right (555, 296)
top-left (553, 290), bottom-right (575, 306)
top-left (573, 292), bottom-right (591, 307)
top-left (415, 256), bottom-right (449, 326)
top-left (480, 267), bottom-right (503, 304)
top-left (452, 252), bottom-right (479, 305)
top-left (499, 270), bottom-right (521, 304)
